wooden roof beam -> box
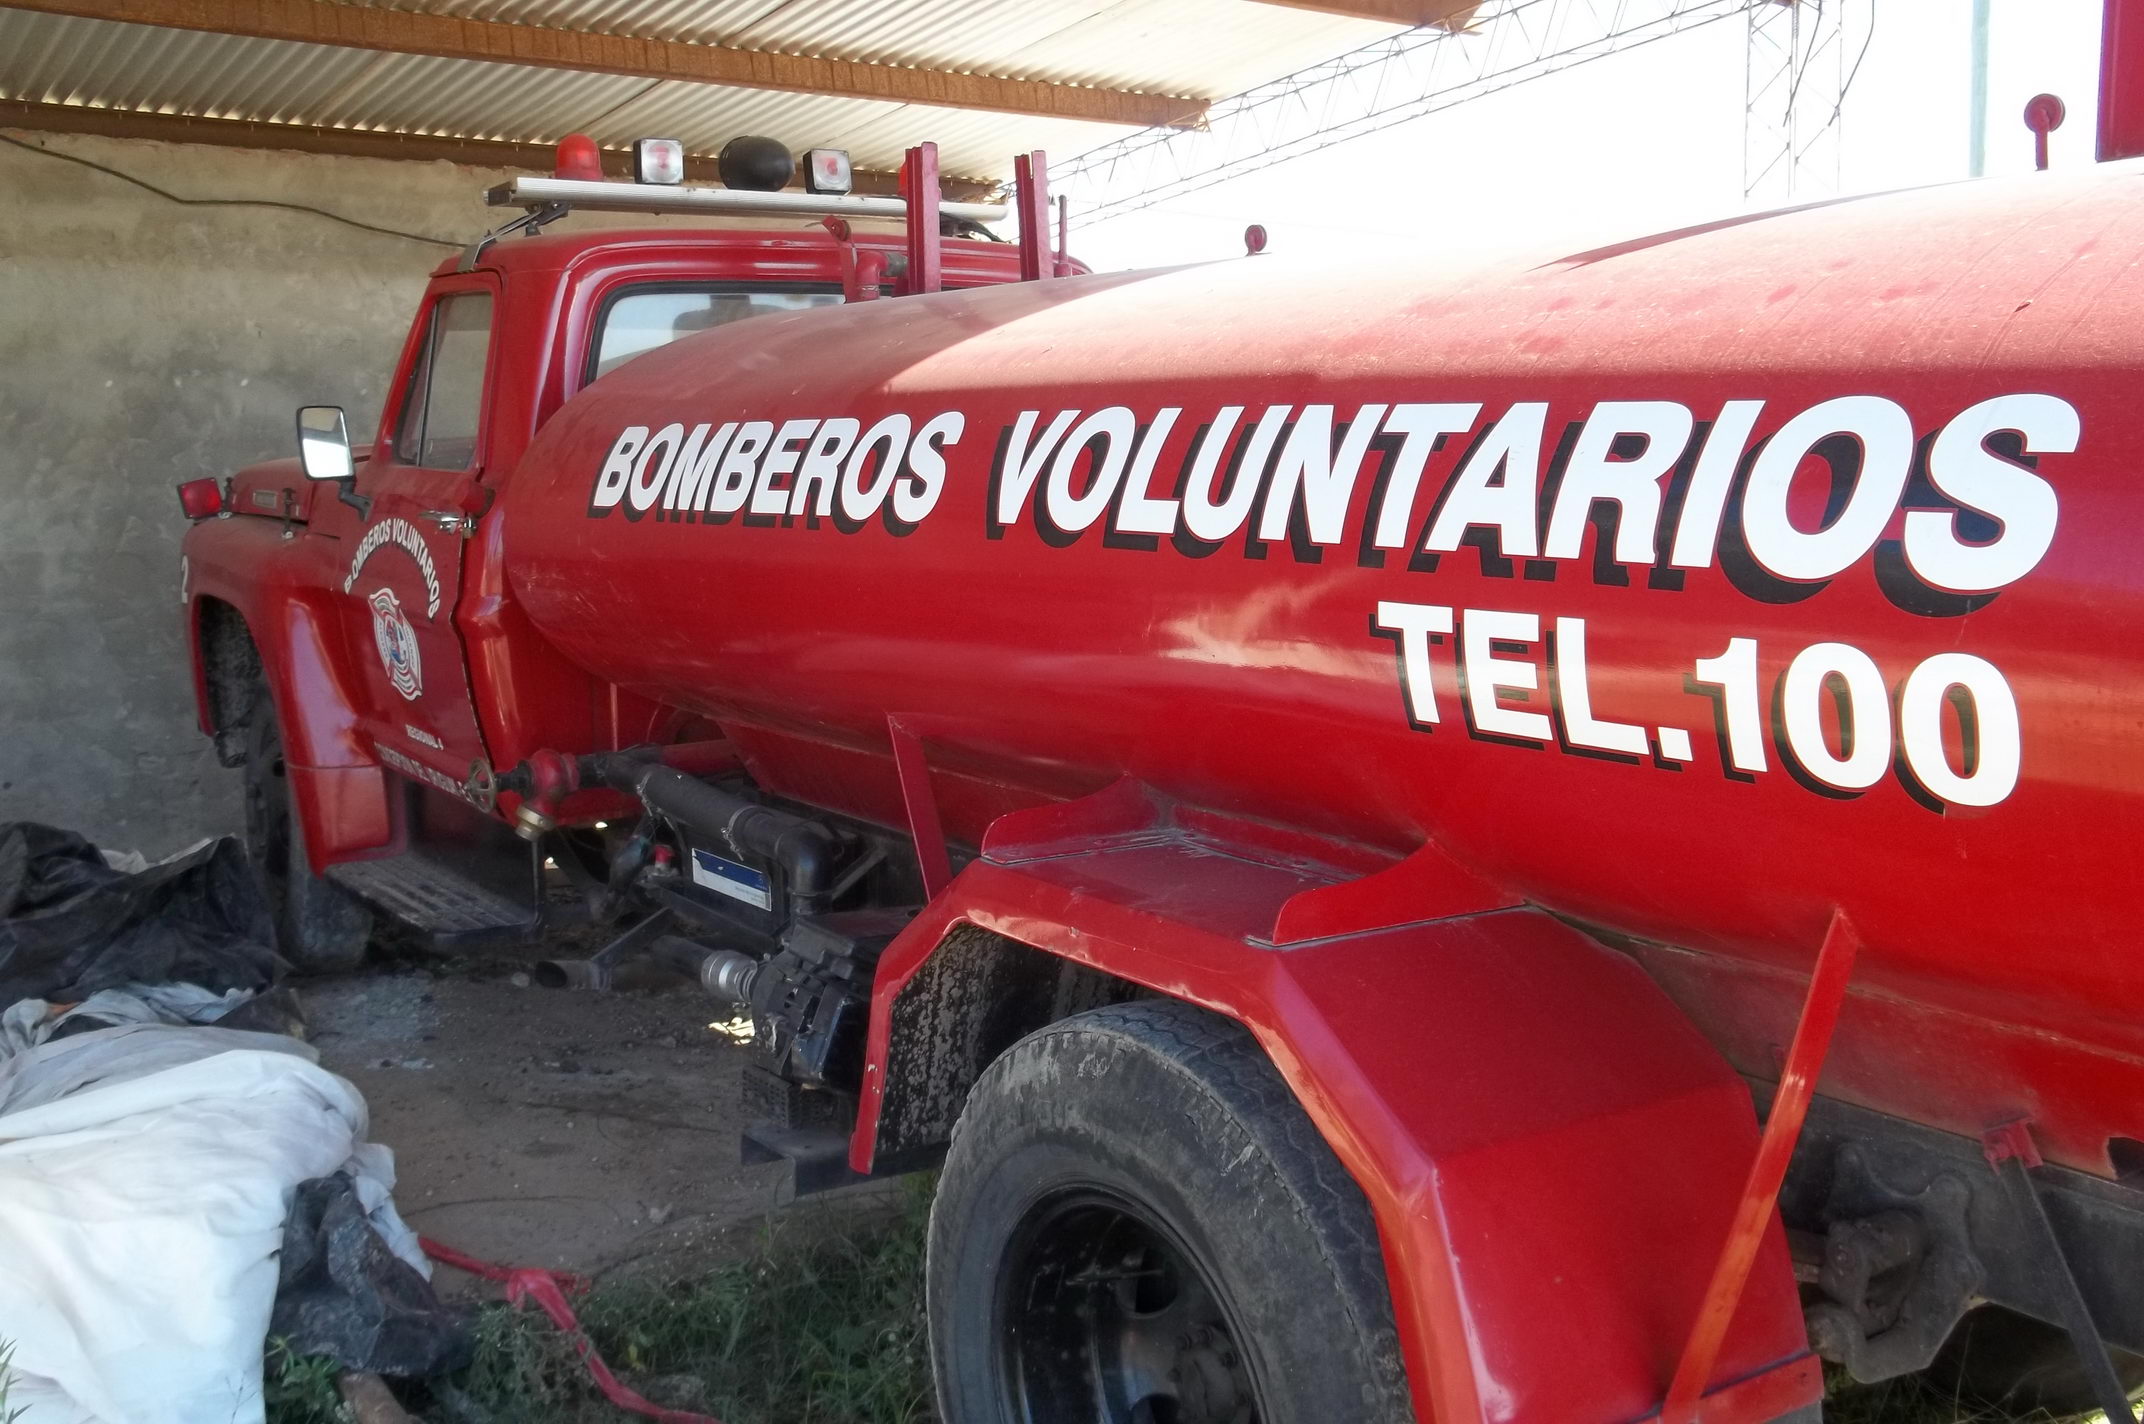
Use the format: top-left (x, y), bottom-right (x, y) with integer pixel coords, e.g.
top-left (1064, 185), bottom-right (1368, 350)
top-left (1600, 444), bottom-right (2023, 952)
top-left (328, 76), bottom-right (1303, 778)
top-left (0, 0), bottom-right (1209, 129)
top-left (1245, 0), bottom-right (1479, 29)
top-left (0, 101), bottom-right (1002, 200)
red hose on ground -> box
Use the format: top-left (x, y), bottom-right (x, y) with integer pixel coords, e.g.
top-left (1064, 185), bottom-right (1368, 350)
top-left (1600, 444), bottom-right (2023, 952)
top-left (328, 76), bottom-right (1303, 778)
top-left (420, 1237), bottom-right (725, 1424)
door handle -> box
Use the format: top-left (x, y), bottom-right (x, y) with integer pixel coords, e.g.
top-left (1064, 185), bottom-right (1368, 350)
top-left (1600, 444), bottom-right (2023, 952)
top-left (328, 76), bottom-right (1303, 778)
top-left (419, 509), bottom-right (477, 536)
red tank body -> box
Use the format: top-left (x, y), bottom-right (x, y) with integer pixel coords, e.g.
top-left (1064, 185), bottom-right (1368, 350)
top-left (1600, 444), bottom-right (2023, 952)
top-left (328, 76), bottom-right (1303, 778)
top-left (502, 162), bottom-right (2144, 1185)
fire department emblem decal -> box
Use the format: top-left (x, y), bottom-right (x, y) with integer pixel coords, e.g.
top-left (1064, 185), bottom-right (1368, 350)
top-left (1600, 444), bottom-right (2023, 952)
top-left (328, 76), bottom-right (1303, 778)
top-left (369, 587), bottom-right (424, 700)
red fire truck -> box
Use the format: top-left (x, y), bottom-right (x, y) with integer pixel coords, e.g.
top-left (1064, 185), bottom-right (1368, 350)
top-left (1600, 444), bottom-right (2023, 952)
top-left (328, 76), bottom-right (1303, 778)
top-left (178, 115), bottom-right (2144, 1423)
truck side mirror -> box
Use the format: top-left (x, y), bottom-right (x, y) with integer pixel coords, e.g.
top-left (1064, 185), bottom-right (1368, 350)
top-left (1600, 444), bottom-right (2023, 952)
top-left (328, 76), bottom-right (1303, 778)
top-left (296, 405), bottom-right (354, 482)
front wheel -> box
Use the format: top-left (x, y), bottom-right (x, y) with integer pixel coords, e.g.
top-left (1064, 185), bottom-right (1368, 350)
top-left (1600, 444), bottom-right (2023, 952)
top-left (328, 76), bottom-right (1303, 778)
top-left (927, 999), bottom-right (1415, 1424)
top-left (240, 682), bottom-right (371, 973)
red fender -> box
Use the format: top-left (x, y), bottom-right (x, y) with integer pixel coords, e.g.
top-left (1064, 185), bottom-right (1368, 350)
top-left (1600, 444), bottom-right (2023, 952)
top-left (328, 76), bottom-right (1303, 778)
top-left (855, 781), bottom-right (1816, 1424)
top-left (183, 516), bottom-right (391, 866)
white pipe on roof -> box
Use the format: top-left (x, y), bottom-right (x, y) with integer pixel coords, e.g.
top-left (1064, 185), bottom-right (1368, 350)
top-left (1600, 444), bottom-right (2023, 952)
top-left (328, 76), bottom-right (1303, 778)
top-left (486, 175), bottom-right (1006, 224)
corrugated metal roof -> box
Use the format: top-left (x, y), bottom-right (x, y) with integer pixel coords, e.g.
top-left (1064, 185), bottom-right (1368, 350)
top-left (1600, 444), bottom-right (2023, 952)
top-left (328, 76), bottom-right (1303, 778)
top-left (332, 0), bottom-right (1397, 92)
top-left (364, 0), bottom-right (791, 46)
top-left (984, 1), bottom-right (1394, 95)
top-left (0, 11), bottom-right (373, 121)
top-left (306, 54), bottom-right (651, 140)
top-left (580, 81), bottom-right (1129, 174)
top-left (0, 0), bottom-right (1411, 178)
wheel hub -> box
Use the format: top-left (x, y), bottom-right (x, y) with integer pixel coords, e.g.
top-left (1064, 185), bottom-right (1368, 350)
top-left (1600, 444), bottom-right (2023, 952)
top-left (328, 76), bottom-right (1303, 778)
top-left (1000, 1190), bottom-right (1261, 1424)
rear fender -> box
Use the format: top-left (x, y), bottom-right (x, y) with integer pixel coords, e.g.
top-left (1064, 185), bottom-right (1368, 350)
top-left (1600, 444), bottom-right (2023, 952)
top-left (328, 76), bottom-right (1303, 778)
top-left (855, 779), bottom-right (1816, 1424)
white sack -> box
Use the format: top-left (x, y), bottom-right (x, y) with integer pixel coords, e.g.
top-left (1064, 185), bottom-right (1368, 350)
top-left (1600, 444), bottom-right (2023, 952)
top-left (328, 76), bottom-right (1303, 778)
top-left (0, 1023), bottom-right (421, 1424)
top-left (0, 983), bottom-right (254, 1058)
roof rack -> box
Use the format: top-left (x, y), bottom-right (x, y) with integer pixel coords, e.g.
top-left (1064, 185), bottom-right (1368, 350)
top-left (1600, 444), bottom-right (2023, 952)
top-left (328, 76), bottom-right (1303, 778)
top-left (484, 175), bottom-right (1006, 226)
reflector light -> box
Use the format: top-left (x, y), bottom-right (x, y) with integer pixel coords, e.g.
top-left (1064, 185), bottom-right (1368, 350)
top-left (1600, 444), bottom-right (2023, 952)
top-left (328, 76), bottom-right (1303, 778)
top-left (554, 133), bottom-right (605, 183)
top-left (177, 477), bottom-right (223, 521)
top-left (633, 137), bottom-right (685, 185)
top-left (804, 148), bottom-right (853, 196)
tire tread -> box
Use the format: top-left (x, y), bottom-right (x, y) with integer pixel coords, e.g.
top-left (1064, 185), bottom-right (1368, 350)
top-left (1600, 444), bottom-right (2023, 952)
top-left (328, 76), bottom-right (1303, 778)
top-left (930, 996), bottom-right (1413, 1423)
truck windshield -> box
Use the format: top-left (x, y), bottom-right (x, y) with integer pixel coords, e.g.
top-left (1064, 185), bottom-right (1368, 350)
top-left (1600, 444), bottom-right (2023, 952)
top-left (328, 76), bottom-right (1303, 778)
top-left (588, 287), bottom-right (842, 382)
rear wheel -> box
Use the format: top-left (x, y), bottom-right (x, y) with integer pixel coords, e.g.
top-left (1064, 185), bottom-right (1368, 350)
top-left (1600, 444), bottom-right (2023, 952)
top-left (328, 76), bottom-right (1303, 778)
top-left (927, 999), bottom-right (1415, 1424)
top-left (241, 683), bottom-right (370, 973)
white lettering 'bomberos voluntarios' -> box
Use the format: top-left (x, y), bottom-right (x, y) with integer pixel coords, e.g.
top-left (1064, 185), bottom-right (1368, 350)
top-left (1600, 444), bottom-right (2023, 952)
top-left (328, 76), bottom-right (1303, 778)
top-left (586, 393), bottom-right (2079, 596)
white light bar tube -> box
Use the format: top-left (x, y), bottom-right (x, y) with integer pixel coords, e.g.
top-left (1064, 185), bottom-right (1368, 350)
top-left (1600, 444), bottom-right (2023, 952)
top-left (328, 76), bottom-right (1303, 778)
top-left (485, 176), bottom-right (1005, 225)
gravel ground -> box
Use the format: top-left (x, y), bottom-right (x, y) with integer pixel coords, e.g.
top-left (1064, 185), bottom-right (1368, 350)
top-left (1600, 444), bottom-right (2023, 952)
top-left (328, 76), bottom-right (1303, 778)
top-left (300, 939), bottom-right (900, 1294)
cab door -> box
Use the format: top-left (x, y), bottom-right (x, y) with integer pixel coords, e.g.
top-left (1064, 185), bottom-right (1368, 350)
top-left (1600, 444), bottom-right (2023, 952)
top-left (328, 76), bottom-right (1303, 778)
top-left (326, 279), bottom-right (499, 797)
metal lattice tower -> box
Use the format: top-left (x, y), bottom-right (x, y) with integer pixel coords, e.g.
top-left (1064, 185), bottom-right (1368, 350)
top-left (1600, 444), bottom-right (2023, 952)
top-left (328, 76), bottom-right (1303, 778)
top-left (1048, 0), bottom-right (1866, 229)
top-left (1050, 0), bottom-right (1759, 227)
top-left (1743, 0), bottom-right (1861, 204)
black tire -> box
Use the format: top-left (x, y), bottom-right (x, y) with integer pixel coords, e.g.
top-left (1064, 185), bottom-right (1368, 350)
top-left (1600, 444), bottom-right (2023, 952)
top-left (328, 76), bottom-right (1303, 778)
top-left (928, 999), bottom-right (1415, 1424)
top-left (240, 682), bottom-right (371, 973)
top-left (1924, 1306), bottom-right (2144, 1419)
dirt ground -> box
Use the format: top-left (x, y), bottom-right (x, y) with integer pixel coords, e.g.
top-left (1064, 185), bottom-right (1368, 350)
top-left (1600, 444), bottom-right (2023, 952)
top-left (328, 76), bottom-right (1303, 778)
top-left (300, 937), bottom-right (901, 1296)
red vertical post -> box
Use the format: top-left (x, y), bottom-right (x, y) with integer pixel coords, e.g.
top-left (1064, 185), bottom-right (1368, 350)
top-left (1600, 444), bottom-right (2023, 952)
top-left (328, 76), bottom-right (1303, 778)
top-left (2102, 0), bottom-right (2144, 161)
top-left (1662, 911), bottom-right (1862, 1424)
top-left (887, 718), bottom-right (952, 899)
top-left (902, 142), bottom-right (942, 295)
top-left (1014, 151), bottom-right (1051, 282)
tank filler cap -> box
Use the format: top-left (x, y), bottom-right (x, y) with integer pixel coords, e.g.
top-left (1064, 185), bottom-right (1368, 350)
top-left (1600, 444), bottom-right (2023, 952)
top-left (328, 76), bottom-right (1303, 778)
top-left (2024, 93), bottom-right (2066, 171)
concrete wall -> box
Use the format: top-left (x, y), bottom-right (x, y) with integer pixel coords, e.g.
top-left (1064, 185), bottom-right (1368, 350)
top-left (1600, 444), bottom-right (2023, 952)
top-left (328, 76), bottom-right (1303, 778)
top-left (0, 132), bottom-right (521, 855)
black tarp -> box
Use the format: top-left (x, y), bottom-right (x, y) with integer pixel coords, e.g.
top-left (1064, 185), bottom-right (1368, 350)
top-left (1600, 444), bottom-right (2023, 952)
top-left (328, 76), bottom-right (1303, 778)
top-left (270, 1173), bottom-right (473, 1377)
top-left (0, 822), bottom-right (278, 1004)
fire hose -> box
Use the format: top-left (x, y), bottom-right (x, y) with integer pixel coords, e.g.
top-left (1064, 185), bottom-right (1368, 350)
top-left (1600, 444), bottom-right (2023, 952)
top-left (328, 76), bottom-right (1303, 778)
top-left (419, 1237), bottom-right (726, 1424)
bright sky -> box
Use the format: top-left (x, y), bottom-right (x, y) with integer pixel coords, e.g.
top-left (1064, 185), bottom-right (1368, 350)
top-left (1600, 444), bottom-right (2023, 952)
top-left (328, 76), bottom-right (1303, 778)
top-left (1070, 0), bottom-right (2108, 271)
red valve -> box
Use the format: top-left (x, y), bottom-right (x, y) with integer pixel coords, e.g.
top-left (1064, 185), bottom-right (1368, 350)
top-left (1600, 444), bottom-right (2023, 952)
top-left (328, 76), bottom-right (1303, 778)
top-left (2024, 93), bottom-right (2067, 171)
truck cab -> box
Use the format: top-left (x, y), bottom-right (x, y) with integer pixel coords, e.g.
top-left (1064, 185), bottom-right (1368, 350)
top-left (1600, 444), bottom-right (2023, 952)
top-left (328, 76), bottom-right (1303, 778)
top-left (182, 142), bottom-right (1047, 968)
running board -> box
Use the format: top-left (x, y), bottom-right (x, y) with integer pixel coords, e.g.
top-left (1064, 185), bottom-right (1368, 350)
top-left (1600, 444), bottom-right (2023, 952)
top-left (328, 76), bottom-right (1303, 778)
top-left (327, 852), bottom-right (540, 945)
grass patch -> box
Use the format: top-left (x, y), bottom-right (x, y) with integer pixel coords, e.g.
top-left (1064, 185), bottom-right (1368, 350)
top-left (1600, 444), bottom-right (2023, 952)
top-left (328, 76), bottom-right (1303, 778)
top-left (1812, 1364), bottom-right (2102, 1424)
top-left (271, 1181), bottom-right (934, 1424)
top-left (263, 1189), bottom-right (2112, 1424)
top-left (263, 1339), bottom-right (344, 1423)
top-left (1, 1343), bottom-right (26, 1424)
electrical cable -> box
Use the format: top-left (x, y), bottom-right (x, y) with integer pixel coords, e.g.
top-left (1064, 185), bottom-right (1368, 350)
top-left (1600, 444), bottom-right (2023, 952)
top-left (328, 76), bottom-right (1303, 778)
top-left (0, 132), bottom-right (463, 248)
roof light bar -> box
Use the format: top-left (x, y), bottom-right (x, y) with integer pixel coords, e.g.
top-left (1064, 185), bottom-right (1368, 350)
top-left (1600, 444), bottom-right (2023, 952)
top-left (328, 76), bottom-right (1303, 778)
top-left (484, 175), bottom-right (1005, 225)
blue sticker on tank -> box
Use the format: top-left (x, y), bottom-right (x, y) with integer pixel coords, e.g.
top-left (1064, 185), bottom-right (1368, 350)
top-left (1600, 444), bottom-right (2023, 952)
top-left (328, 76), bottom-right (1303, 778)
top-left (690, 848), bottom-right (772, 911)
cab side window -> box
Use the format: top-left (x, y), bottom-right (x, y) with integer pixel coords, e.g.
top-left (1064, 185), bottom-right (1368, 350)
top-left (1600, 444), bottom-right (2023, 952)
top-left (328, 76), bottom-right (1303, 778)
top-left (588, 287), bottom-right (841, 383)
top-left (392, 292), bottom-right (494, 470)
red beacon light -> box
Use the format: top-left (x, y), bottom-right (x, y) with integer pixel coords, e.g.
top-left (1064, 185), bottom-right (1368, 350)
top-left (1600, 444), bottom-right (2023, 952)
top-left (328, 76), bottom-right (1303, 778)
top-left (553, 132), bottom-right (605, 183)
top-left (176, 477), bottom-right (223, 521)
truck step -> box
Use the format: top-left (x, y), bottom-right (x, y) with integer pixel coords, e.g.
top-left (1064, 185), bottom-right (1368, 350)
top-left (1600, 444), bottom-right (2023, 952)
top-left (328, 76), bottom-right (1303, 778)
top-left (740, 1122), bottom-right (942, 1204)
top-left (740, 1124), bottom-right (869, 1204)
top-left (327, 853), bottom-right (539, 945)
